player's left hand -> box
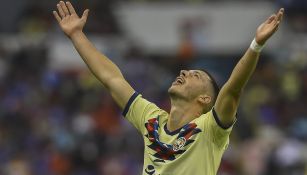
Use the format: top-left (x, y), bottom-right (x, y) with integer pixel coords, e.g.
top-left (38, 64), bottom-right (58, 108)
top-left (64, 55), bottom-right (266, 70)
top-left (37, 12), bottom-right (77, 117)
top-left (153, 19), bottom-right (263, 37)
top-left (255, 8), bottom-right (284, 45)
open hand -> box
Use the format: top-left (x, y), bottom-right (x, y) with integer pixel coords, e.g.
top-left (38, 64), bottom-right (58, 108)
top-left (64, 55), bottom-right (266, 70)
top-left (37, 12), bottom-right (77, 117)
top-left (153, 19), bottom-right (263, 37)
top-left (256, 8), bottom-right (284, 45)
top-left (53, 1), bottom-right (89, 38)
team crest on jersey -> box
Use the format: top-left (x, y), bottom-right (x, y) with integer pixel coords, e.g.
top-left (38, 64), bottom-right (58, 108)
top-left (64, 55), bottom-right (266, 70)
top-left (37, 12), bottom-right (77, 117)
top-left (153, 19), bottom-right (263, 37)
top-left (144, 116), bottom-right (201, 162)
top-left (173, 137), bottom-right (186, 151)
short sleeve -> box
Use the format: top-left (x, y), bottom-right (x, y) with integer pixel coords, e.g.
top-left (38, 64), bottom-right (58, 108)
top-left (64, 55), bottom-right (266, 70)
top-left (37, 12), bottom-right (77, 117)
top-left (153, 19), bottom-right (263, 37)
top-left (202, 108), bottom-right (236, 149)
top-left (123, 92), bottom-right (163, 134)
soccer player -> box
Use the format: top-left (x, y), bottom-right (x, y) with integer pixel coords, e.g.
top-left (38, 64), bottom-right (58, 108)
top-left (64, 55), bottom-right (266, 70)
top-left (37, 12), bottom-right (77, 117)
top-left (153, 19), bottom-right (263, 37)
top-left (53, 1), bottom-right (284, 174)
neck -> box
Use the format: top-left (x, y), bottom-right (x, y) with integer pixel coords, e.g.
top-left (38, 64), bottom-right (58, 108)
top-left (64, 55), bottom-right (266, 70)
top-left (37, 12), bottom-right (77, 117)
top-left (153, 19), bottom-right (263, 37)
top-left (167, 98), bottom-right (202, 132)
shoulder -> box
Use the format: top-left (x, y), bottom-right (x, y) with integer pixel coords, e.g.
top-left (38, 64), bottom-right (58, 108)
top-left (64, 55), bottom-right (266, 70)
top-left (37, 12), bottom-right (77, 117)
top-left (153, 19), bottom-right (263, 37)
top-left (200, 108), bottom-right (236, 130)
top-left (123, 92), bottom-right (163, 116)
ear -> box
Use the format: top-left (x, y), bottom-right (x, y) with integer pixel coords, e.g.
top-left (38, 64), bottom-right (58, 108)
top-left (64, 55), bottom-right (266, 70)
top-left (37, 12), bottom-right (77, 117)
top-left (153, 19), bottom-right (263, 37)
top-left (197, 95), bottom-right (211, 105)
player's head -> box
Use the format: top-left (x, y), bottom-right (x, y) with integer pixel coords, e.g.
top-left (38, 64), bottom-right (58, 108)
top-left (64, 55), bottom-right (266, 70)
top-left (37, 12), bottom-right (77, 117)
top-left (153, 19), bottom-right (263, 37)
top-left (168, 69), bottom-right (219, 113)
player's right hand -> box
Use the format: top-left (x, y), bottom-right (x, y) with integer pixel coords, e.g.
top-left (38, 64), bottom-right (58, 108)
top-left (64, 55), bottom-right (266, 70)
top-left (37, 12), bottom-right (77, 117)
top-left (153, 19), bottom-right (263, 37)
top-left (53, 1), bottom-right (89, 38)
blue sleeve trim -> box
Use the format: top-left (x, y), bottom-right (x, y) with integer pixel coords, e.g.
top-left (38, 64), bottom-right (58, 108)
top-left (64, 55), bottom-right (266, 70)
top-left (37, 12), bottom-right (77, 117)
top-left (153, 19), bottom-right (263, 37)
top-left (212, 108), bottom-right (236, 130)
top-left (122, 92), bottom-right (139, 117)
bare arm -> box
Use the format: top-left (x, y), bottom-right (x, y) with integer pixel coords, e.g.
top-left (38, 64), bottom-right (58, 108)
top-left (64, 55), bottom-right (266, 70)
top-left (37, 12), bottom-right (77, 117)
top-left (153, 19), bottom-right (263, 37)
top-left (215, 8), bottom-right (284, 126)
top-left (53, 1), bottom-right (134, 109)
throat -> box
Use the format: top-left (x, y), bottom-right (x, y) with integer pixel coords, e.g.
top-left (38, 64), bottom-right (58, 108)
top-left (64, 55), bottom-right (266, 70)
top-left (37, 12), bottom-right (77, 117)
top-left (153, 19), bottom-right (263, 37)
top-left (167, 97), bottom-right (203, 132)
top-left (167, 115), bottom-right (185, 132)
top-left (167, 106), bottom-right (200, 132)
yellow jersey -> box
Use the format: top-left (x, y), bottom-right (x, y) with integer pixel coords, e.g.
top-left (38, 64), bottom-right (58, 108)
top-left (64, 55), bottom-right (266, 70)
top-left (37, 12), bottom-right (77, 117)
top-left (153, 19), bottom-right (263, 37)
top-left (123, 93), bottom-right (235, 175)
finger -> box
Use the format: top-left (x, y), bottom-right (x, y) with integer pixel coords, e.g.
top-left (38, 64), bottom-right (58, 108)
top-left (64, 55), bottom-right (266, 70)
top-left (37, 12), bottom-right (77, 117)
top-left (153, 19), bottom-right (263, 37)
top-left (277, 8), bottom-right (284, 22)
top-left (272, 21), bottom-right (281, 32)
top-left (81, 9), bottom-right (89, 22)
top-left (60, 1), bottom-right (70, 16)
top-left (53, 11), bottom-right (62, 23)
top-left (57, 3), bottom-right (65, 18)
top-left (266, 14), bottom-right (276, 24)
top-left (66, 1), bottom-right (76, 15)
top-left (275, 21), bottom-right (281, 27)
top-left (274, 8), bottom-right (283, 22)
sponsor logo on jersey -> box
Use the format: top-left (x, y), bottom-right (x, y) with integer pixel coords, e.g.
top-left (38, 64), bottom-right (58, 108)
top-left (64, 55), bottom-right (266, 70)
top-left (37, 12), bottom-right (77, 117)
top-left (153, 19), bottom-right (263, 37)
top-left (145, 165), bottom-right (155, 175)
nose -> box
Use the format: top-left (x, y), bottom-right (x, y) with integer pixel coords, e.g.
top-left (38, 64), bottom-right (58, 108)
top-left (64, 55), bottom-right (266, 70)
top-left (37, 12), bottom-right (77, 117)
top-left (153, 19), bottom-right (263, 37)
top-left (180, 70), bottom-right (188, 77)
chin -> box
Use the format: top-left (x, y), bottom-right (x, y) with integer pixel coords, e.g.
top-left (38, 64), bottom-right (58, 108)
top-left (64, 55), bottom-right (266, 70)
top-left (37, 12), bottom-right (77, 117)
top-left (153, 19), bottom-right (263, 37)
top-left (168, 85), bottom-right (182, 98)
top-left (168, 84), bottom-right (177, 93)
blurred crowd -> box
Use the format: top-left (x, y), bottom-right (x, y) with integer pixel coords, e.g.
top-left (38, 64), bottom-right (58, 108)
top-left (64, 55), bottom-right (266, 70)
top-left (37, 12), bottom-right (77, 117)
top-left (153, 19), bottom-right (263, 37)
top-left (0, 0), bottom-right (307, 175)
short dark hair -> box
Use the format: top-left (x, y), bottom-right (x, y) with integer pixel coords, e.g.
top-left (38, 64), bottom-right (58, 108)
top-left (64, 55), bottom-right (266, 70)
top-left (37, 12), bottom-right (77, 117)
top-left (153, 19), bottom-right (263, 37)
top-left (202, 70), bottom-right (220, 104)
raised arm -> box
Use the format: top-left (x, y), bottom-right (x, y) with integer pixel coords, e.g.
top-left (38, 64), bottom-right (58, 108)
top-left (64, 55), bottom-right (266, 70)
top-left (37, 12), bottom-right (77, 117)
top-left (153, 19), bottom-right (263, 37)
top-left (214, 8), bottom-right (284, 127)
top-left (53, 1), bottom-right (134, 109)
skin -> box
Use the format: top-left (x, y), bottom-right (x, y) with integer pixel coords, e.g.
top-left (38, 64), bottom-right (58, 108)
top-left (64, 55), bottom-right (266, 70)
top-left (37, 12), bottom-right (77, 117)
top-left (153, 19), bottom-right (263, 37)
top-left (53, 2), bottom-right (284, 131)
top-left (167, 69), bottom-right (216, 131)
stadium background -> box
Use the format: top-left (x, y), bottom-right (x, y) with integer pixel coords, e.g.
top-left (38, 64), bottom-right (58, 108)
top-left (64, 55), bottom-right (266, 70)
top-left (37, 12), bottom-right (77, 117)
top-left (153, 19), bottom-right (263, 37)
top-left (0, 0), bottom-right (306, 174)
